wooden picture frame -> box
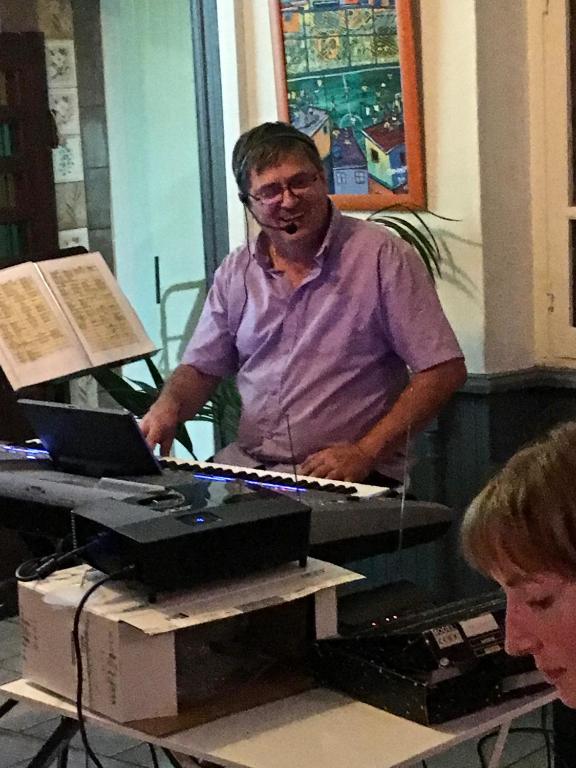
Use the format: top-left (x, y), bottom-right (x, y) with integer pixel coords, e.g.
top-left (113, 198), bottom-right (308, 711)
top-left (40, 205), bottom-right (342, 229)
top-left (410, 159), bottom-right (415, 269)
top-left (269, 0), bottom-right (425, 211)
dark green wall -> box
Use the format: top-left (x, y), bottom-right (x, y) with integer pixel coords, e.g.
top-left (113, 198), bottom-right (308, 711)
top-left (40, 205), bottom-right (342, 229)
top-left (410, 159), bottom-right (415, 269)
top-left (403, 367), bottom-right (576, 602)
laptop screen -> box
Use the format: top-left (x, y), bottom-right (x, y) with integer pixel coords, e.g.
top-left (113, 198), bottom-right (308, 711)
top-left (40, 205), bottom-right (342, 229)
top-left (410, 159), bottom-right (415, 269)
top-left (18, 399), bottom-right (162, 477)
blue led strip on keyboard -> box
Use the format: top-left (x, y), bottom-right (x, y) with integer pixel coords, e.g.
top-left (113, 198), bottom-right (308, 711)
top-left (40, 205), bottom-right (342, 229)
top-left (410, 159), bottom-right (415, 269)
top-left (0, 442), bottom-right (50, 459)
top-left (193, 472), bottom-right (308, 494)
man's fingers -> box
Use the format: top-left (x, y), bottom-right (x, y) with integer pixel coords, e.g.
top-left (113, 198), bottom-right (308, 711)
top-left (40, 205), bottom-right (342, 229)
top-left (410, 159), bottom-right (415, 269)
top-left (300, 457), bottom-right (327, 476)
top-left (159, 438), bottom-right (174, 457)
top-left (301, 455), bottom-right (334, 477)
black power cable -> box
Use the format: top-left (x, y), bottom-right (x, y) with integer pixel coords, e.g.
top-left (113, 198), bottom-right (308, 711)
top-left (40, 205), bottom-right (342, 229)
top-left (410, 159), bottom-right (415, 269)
top-left (71, 566), bottom-right (136, 768)
top-left (15, 535), bottom-right (109, 582)
top-left (148, 743), bottom-right (160, 768)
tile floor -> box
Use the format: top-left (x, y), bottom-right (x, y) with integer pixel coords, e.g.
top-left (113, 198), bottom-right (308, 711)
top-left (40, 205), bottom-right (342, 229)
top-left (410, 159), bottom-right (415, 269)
top-left (0, 615), bottom-right (553, 768)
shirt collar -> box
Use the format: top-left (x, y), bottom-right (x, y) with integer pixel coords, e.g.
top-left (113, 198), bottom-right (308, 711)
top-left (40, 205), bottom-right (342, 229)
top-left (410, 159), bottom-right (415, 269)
top-left (253, 201), bottom-right (344, 272)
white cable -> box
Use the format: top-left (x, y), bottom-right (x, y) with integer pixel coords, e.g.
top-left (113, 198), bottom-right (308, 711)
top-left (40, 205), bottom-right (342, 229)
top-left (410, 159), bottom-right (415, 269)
top-left (395, 383), bottom-right (414, 578)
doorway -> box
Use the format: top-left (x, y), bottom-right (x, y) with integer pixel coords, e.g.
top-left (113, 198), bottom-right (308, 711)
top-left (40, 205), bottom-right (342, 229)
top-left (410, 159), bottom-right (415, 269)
top-left (100, 0), bottom-right (223, 459)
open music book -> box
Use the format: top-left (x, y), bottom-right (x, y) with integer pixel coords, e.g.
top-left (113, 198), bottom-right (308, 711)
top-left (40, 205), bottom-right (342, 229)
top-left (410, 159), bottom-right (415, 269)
top-left (0, 251), bottom-right (155, 390)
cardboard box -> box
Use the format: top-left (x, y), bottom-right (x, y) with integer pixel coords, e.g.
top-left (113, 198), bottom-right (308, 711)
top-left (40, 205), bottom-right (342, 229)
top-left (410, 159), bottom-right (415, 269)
top-left (19, 559), bottom-right (360, 725)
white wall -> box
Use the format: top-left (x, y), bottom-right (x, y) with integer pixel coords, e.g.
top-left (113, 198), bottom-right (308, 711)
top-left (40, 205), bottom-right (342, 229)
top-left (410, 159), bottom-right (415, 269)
top-left (419, 0), bottom-right (485, 372)
top-left (476, 0), bottom-right (534, 372)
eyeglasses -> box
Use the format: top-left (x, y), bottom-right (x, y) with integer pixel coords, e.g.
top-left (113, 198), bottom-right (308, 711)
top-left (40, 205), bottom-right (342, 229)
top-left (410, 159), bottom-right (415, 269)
top-left (248, 171), bottom-right (319, 205)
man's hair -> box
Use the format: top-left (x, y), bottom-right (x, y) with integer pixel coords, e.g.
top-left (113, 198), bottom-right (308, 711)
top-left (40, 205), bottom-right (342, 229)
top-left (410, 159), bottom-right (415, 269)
top-left (232, 121), bottom-right (323, 199)
top-left (461, 420), bottom-right (576, 579)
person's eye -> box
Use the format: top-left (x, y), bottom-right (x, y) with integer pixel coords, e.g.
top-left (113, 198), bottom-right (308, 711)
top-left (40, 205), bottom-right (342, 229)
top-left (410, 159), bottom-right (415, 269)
top-left (527, 596), bottom-right (555, 611)
top-left (291, 173), bottom-right (316, 190)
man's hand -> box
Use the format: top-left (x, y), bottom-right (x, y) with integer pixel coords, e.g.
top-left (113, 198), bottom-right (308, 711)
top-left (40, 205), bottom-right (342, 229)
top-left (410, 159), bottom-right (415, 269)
top-left (140, 398), bottom-right (182, 457)
top-left (139, 364), bottom-right (220, 457)
top-left (299, 442), bottom-right (375, 482)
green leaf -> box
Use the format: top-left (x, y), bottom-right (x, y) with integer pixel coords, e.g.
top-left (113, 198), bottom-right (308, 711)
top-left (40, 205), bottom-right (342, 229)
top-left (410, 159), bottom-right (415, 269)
top-left (175, 422), bottom-right (195, 458)
top-left (126, 378), bottom-right (160, 397)
top-left (93, 361), bottom-right (242, 457)
top-left (92, 369), bottom-right (154, 416)
top-left (144, 357), bottom-right (165, 390)
top-left (388, 217), bottom-right (442, 277)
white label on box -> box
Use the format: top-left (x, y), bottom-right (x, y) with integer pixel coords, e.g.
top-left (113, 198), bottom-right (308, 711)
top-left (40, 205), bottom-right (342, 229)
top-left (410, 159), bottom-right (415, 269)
top-left (430, 625), bottom-right (463, 648)
top-left (459, 614), bottom-right (499, 638)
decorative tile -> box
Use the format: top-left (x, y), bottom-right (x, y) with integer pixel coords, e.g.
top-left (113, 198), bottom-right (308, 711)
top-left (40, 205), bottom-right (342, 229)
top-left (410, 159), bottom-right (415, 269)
top-left (55, 181), bottom-right (87, 230)
top-left (49, 87), bottom-right (80, 136)
top-left (58, 227), bottom-right (89, 251)
top-left (45, 40), bottom-right (77, 88)
top-left (37, 0), bottom-right (74, 39)
top-left (53, 135), bottom-right (84, 183)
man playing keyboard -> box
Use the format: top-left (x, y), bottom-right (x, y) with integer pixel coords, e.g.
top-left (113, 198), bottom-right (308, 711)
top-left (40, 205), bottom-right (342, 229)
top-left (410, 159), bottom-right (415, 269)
top-left (141, 122), bottom-right (466, 486)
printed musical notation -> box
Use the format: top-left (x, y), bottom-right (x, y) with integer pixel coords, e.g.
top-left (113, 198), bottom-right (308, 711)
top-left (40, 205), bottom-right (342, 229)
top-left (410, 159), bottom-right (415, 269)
top-left (0, 252), bottom-right (154, 389)
top-left (50, 264), bottom-right (139, 353)
top-left (0, 276), bottom-right (70, 364)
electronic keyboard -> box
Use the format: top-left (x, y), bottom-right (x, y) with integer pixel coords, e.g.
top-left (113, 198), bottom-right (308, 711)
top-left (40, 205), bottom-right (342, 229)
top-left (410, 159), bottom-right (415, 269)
top-left (0, 447), bottom-right (453, 561)
top-left (1, 442), bottom-right (393, 498)
top-left (159, 457), bottom-right (392, 499)
top-left (154, 461), bottom-right (452, 562)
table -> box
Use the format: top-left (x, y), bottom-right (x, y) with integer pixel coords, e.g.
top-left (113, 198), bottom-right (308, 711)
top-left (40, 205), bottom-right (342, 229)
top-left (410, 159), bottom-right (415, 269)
top-left (1, 679), bottom-right (556, 768)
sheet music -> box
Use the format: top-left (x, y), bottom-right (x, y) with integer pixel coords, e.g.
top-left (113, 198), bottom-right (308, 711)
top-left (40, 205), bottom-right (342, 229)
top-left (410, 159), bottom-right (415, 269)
top-left (0, 262), bottom-right (89, 388)
top-left (40, 252), bottom-right (155, 367)
top-left (0, 275), bottom-right (73, 364)
top-left (49, 263), bottom-right (139, 353)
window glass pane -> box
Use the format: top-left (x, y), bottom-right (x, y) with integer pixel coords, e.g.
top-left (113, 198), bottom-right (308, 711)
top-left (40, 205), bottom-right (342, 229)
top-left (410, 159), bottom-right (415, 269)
top-left (0, 173), bottom-right (15, 207)
top-left (0, 123), bottom-right (14, 157)
top-left (0, 223), bottom-right (26, 261)
top-left (101, 0), bottom-right (210, 458)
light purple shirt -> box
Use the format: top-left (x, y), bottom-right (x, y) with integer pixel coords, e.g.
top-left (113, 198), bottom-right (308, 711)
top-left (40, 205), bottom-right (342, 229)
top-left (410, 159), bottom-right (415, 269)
top-left (182, 205), bottom-right (463, 480)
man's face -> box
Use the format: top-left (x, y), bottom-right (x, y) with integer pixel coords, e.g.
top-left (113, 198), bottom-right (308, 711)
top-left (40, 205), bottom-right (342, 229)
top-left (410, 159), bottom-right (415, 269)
top-left (247, 152), bottom-right (330, 244)
top-left (494, 567), bottom-right (576, 706)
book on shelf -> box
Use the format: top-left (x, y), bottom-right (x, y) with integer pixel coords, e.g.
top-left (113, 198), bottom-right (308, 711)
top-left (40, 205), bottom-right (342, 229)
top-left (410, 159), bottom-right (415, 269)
top-left (0, 251), bottom-right (155, 390)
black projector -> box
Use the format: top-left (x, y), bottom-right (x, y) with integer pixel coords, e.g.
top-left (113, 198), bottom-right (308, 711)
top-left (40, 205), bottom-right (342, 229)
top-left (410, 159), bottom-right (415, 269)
top-left (72, 478), bottom-right (311, 592)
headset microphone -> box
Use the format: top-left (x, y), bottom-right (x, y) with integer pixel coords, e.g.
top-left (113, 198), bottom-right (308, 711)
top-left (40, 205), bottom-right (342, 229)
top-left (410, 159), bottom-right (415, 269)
top-left (252, 216), bottom-right (299, 235)
top-left (240, 196), bottom-right (299, 234)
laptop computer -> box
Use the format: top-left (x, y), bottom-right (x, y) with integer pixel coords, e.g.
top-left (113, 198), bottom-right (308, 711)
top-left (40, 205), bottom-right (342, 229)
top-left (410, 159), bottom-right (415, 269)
top-left (18, 399), bottom-right (162, 477)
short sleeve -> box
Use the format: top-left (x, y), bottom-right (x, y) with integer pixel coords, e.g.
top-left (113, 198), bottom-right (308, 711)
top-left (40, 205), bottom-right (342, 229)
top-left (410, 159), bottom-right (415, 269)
top-left (180, 256), bottom-right (240, 378)
top-left (378, 238), bottom-right (463, 372)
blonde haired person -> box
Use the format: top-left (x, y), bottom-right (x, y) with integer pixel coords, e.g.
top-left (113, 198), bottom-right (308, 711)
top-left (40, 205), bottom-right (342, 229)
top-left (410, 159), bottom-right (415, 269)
top-left (461, 421), bottom-right (576, 710)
